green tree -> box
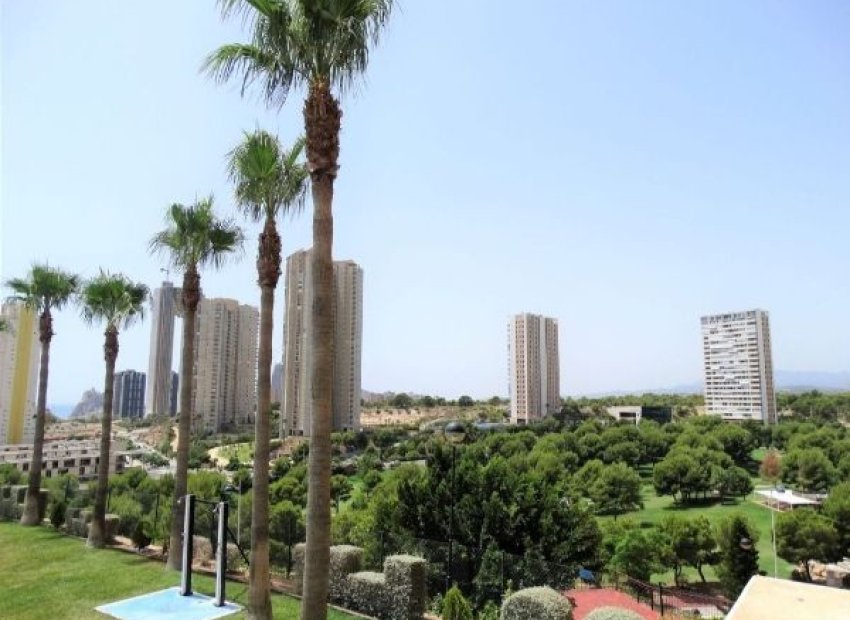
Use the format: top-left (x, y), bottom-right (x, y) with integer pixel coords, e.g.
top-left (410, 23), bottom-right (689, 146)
top-left (205, 2), bottom-right (395, 614)
top-left (822, 482), bottom-right (850, 558)
top-left (391, 393), bottom-right (413, 409)
top-left (442, 585), bottom-right (473, 620)
top-left (330, 475), bottom-right (352, 513)
top-left (150, 199), bottom-right (243, 571)
top-left (79, 272), bottom-right (148, 548)
top-left (609, 528), bottom-right (664, 581)
top-left (227, 129), bottom-right (308, 615)
top-left (660, 516), bottom-right (717, 584)
top-left (458, 395), bottom-right (474, 407)
top-left (715, 514), bottom-right (759, 598)
top-left (590, 463), bottom-right (642, 519)
top-left (776, 508), bottom-right (840, 581)
top-left (781, 448), bottom-right (836, 492)
top-left (6, 265), bottom-right (79, 525)
top-left (712, 424), bottom-right (756, 466)
top-left (718, 466), bottom-right (754, 501)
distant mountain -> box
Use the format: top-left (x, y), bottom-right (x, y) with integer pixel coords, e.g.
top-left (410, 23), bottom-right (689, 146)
top-left (70, 389), bottom-right (103, 419)
top-left (774, 370), bottom-right (850, 393)
top-left (580, 370), bottom-right (850, 398)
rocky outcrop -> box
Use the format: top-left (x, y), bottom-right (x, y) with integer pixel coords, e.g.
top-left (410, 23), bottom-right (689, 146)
top-left (70, 389), bottom-right (103, 419)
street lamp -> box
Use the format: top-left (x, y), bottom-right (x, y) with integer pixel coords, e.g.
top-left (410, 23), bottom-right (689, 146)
top-left (444, 421), bottom-right (466, 592)
top-left (771, 483), bottom-right (785, 578)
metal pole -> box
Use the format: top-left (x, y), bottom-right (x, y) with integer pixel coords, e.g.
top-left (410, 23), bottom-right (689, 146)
top-left (658, 584), bottom-right (664, 615)
top-left (772, 490), bottom-right (778, 578)
top-left (214, 501), bottom-right (229, 607)
top-left (236, 479), bottom-right (242, 547)
top-left (180, 495), bottom-right (195, 596)
top-left (447, 444), bottom-right (456, 592)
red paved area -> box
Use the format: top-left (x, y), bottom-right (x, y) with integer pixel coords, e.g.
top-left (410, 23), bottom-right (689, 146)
top-left (564, 588), bottom-right (661, 620)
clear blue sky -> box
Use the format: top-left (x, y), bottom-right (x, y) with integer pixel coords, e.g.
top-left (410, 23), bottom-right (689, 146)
top-left (2, 1), bottom-right (849, 406)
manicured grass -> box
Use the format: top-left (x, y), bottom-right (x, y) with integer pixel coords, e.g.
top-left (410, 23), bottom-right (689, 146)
top-left (601, 484), bottom-right (794, 583)
top-left (0, 523), bottom-right (358, 620)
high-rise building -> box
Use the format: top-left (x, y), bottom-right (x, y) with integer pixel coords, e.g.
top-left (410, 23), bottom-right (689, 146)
top-left (281, 249), bottom-right (363, 437)
top-left (112, 370), bottom-right (146, 419)
top-left (701, 309), bottom-right (777, 424)
top-left (145, 282), bottom-right (179, 417)
top-left (0, 303), bottom-right (39, 445)
top-left (271, 363), bottom-right (284, 404)
top-left (189, 298), bottom-right (259, 433)
top-left (508, 313), bottom-right (560, 425)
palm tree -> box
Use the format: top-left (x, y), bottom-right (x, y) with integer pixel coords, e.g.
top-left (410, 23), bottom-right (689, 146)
top-left (226, 129), bottom-right (308, 616)
top-left (205, 3), bottom-right (393, 617)
top-left (79, 272), bottom-right (149, 548)
top-left (150, 198), bottom-right (243, 571)
top-left (5, 265), bottom-right (79, 525)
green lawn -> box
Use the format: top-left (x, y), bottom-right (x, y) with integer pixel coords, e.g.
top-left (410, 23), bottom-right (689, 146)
top-left (601, 484), bottom-right (794, 583)
top-left (0, 523), bottom-right (358, 620)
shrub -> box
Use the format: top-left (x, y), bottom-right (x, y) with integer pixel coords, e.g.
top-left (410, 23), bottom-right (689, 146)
top-left (443, 585), bottom-right (473, 620)
top-left (478, 601), bottom-right (500, 620)
top-left (584, 607), bottom-right (644, 620)
top-left (131, 519), bottom-right (152, 551)
top-left (49, 500), bottom-right (67, 530)
top-left (500, 587), bottom-right (572, 620)
top-left (348, 571), bottom-right (387, 618)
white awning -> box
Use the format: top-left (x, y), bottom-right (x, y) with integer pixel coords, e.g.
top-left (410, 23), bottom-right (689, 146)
top-left (756, 489), bottom-right (818, 505)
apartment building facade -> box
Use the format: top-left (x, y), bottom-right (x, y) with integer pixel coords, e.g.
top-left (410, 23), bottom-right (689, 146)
top-left (189, 298), bottom-right (259, 433)
top-left (281, 249), bottom-right (363, 437)
top-left (145, 282), bottom-right (178, 417)
top-left (701, 309), bottom-right (777, 423)
top-left (112, 370), bottom-right (146, 419)
top-left (0, 302), bottom-right (39, 445)
top-left (508, 313), bottom-right (560, 424)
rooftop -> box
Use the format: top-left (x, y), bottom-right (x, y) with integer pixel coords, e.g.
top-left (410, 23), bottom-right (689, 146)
top-left (727, 576), bottom-right (850, 620)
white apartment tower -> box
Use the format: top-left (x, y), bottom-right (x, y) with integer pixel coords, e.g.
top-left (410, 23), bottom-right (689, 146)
top-left (281, 249), bottom-right (363, 437)
top-left (0, 303), bottom-right (39, 445)
top-left (189, 298), bottom-right (259, 433)
top-left (145, 282), bottom-right (178, 417)
top-left (508, 313), bottom-right (560, 424)
top-left (701, 309), bottom-right (777, 424)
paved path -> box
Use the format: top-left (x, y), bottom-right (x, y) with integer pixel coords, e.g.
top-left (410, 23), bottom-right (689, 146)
top-left (564, 588), bottom-right (661, 620)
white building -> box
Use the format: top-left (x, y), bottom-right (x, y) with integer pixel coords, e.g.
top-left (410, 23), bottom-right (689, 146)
top-left (0, 440), bottom-right (125, 481)
top-left (281, 249), bottom-right (363, 437)
top-left (145, 282), bottom-right (178, 417)
top-left (189, 298), bottom-right (259, 433)
top-left (508, 313), bottom-right (560, 424)
top-left (0, 302), bottom-right (39, 445)
top-left (701, 309), bottom-right (777, 423)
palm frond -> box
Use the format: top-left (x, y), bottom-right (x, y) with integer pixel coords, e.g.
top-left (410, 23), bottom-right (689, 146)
top-left (79, 271), bottom-right (149, 331)
top-left (226, 129), bottom-right (309, 223)
top-left (150, 198), bottom-right (244, 274)
top-left (4, 264), bottom-right (80, 314)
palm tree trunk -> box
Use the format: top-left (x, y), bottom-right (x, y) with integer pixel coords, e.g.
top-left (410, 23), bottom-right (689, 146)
top-left (167, 266), bottom-right (201, 571)
top-left (249, 216), bottom-right (280, 620)
top-left (89, 327), bottom-right (118, 548)
top-left (301, 79), bottom-right (340, 620)
top-left (20, 310), bottom-right (52, 526)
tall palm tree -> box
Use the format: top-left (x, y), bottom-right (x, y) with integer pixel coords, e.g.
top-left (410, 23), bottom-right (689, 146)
top-left (205, 3), bottom-right (393, 617)
top-left (79, 272), bottom-right (149, 548)
top-left (226, 129), bottom-right (308, 616)
top-left (150, 198), bottom-right (243, 571)
top-left (5, 265), bottom-right (79, 525)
